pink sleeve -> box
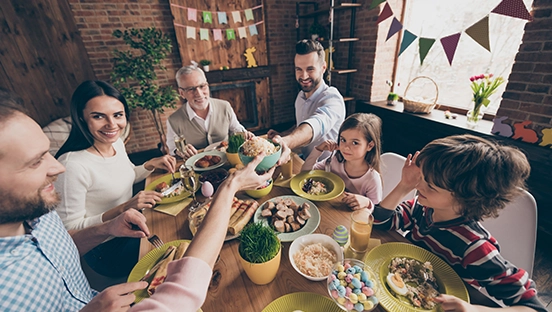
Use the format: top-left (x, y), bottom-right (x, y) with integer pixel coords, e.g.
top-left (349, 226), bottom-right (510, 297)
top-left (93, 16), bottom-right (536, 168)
top-left (130, 257), bottom-right (212, 312)
top-left (363, 170), bottom-right (383, 204)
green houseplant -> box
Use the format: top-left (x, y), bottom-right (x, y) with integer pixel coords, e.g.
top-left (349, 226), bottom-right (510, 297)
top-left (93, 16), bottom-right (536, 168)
top-left (387, 92), bottom-right (399, 105)
top-left (111, 27), bottom-right (178, 153)
top-left (226, 133), bottom-right (245, 167)
top-left (199, 59), bottom-right (211, 72)
top-left (238, 222), bottom-right (281, 285)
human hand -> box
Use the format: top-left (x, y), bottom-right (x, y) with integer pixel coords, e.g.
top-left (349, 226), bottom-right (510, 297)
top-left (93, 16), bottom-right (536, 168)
top-left (433, 294), bottom-right (476, 312)
top-left (342, 192), bottom-right (373, 211)
top-left (271, 135), bottom-right (291, 166)
top-left (107, 209), bottom-right (150, 238)
top-left (243, 131), bottom-right (254, 140)
top-left (400, 151), bottom-right (421, 189)
top-left (315, 140), bottom-right (338, 152)
top-left (228, 152), bottom-right (276, 191)
top-left (125, 190), bottom-right (162, 210)
top-left (267, 129), bottom-right (280, 139)
top-left (144, 155), bottom-right (177, 173)
top-left (82, 282), bottom-right (148, 312)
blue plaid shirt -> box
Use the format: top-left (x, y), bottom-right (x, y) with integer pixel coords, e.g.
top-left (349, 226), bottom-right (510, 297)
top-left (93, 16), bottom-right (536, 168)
top-left (0, 211), bottom-right (97, 311)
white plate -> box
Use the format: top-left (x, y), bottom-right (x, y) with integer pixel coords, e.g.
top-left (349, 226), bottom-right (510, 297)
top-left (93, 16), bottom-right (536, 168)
top-left (185, 151), bottom-right (227, 171)
top-left (204, 141), bottom-right (227, 152)
top-left (253, 195), bottom-right (320, 242)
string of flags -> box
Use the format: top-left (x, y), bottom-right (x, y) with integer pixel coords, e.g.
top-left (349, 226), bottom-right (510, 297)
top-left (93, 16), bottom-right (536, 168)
top-left (174, 21), bottom-right (263, 41)
top-left (170, 4), bottom-right (262, 25)
top-left (370, 0), bottom-right (533, 65)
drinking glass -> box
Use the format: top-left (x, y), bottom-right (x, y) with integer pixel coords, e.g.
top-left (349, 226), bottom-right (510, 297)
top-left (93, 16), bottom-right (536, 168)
top-left (349, 209), bottom-right (374, 253)
top-left (179, 164), bottom-right (200, 211)
top-left (174, 134), bottom-right (188, 158)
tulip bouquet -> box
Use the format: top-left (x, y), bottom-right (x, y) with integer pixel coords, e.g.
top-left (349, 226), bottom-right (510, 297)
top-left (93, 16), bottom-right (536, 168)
top-left (469, 74), bottom-right (504, 121)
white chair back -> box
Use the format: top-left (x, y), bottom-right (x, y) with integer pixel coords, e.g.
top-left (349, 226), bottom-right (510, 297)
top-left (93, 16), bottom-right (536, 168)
top-left (480, 189), bottom-right (537, 278)
top-left (380, 152), bottom-right (417, 202)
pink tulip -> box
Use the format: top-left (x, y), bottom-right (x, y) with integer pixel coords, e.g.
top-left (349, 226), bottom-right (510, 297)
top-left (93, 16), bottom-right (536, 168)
top-left (470, 76), bottom-right (475, 82)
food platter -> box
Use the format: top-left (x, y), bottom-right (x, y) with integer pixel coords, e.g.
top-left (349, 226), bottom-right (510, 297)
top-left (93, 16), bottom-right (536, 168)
top-left (128, 240), bottom-right (190, 303)
top-left (363, 242), bottom-right (469, 312)
top-left (144, 172), bottom-right (200, 204)
top-left (262, 292), bottom-right (343, 312)
top-left (253, 195), bottom-right (320, 242)
top-left (204, 140), bottom-right (227, 152)
top-left (185, 150), bottom-right (227, 171)
top-left (290, 170), bottom-right (345, 201)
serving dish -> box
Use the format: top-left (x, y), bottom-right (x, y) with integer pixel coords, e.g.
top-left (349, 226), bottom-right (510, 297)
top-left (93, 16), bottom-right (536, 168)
top-left (144, 172), bottom-right (200, 204)
top-left (289, 233), bottom-right (343, 281)
top-left (185, 150), bottom-right (227, 172)
top-left (290, 170), bottom-right (345, 201)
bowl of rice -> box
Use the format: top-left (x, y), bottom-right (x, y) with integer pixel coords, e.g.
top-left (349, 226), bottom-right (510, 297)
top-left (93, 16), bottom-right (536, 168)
top-left (289, 233), bottom-right (343, 281)
top-left (238, 137), bottom-right (281, 172)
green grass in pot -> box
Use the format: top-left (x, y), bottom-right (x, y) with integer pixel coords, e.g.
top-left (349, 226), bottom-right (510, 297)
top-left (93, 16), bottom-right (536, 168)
top-left (227, 134), bottom-right (245, 154)
top-left (239, 222), bottom-right (280, 263)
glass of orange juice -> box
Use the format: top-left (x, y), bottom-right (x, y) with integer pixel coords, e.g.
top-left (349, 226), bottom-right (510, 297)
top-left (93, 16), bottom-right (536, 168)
top-left (349, 209), bottom-right (374, 253)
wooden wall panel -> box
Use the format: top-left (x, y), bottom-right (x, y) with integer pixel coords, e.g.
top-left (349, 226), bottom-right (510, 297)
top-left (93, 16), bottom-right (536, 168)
top-left (0, 0), bottom-right (95, 127)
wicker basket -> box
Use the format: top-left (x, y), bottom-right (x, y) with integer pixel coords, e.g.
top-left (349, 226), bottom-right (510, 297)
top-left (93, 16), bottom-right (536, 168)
top-left (402, 76), bottom-right (439, 114)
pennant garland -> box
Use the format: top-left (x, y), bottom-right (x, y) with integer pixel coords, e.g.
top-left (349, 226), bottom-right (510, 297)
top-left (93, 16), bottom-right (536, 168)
top-left (232, 11), bottom-right (242, 23)
top-left (226, 29), bottom-right (236, 40)
top-left (238, 27), bottom-right (247, 39)
top-left (213, 29), bottom-right (223, 41)
top-left (170, 4), bottom-right (263, 24)
top-left (217, 12), bottom-right (228, 24)
top-left (203, 11), bottom-right (213, 24)
top-left (372, 0), bottom-right (532, 65)
top-left (186, 26), bottom-right (196, 39)
top-left (187, 8), bottom-right (197, 22)
top-left (244, 9), bottom-right (254, 21)
top-left (249, 25), bottom-right (258, 36)
top-left (199, 28), bottom-right (209, 40)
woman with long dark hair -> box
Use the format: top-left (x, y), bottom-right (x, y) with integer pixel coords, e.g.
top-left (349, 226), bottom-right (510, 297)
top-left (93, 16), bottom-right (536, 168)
top-left (55, 80), bottom-right (176, 277)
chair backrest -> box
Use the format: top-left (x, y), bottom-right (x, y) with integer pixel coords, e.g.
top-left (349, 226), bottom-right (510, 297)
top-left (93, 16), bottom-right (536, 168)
top-left (380, 152), bottom-right (417, 202)
top-left (480, 189), bottom-right (537, 278)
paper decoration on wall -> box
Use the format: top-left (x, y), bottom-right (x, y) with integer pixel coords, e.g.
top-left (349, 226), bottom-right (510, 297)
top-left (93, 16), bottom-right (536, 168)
top-left (226, 29), bottom-right (236, 40)
top-left (244, 47), bottom-right (258, 68)
top-left (245, 9), bottom-right (254, 21)
top-left (186, 26), bottom-right (196, 39)
top-left (419, 38), bottom-right (435, 64)
top-left (203, 11), bottom-right (213, 24)
top-left (398, 30), bottom-right (417, 56)
top-left (238, 27), bottom-right (247, 39)
top-left (324, 47), bottom-right (335, 69)
top-left (492, 0), bottom-right (533, 21)
top-left (249, 25), bottom-right (258, 36)
top-left (188, 8), bottom-right (197, 22)
top-left (200, 28), bottom-right (209, 40)
top-left (511, 120), bottom-right (539, 143)
top-left (491, 116), bottom-right (514, 137)
top-left (539, 128), bottom-right (552, 148)
top-left (370, 0), bottom-right (386, 10)
top-left (232, 11), bottom-right (242, 23)
top-left (386, 18), bottom-right (402, 41)
top-left (440, 33), bottom-right (461, 65)
top-left (213, 29), bottom-right (223, 41)
top-left (377, 3), bottom-right (393, 24)
top-left (218, 12), bottom-right (228, 24)
top-left (465, 16), bottom-right (490, 51)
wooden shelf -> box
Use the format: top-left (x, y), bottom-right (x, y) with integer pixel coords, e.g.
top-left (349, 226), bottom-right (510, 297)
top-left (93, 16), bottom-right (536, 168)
top-left (332, 37), bottom-right (359, 43)
top-left (343, 97), bottom-right (355, 102)
top-left (330, 69), bottom-right (358, 74)
top-left (298, 3), bottom-right (361, 18)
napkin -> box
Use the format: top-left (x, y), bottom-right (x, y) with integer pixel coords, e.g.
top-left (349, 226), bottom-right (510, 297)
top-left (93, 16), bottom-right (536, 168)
top-left (154, 197), bottom-right (192, 216)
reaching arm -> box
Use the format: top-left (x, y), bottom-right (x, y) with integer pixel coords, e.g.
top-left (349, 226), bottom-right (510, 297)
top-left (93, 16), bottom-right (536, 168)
top-left (281, 123), bottom-right (314, 151)
top-left (379, 152), bottom-right (420, 210)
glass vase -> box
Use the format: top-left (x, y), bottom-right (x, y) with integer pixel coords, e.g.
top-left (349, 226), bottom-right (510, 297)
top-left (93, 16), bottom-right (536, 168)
top-left (466, 102), bottom-right (484, 129)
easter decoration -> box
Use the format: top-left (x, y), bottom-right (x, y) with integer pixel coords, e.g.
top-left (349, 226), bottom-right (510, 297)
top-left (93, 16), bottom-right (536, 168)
top-left (332, 225), bottom-right (349, 247)
top-left (199, 59), bottom-right (211, 72)
top-left (244, 47), bottom-right (258, 68)
top-left (328, 259), bottom-right (379, 311)
top-left (238, 222), bottom-right (281, 285)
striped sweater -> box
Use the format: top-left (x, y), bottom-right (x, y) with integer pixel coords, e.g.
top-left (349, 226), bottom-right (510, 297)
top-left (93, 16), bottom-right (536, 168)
top-left (373, 198), bottom-right (546, 312)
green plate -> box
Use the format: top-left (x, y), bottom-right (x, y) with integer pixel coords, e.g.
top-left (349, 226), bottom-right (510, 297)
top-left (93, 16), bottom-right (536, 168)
top-left (128, 240), bottom-right (191, 303)
top-left (290, 170), bottom-right (345, 201)
top-left (144, 172), bottom-right (200, 204)
top-left (253, 195), bottom-right (320, 242)
top-left (363, 243), bottom-right (469, 312)
top-left (262, 292), bottom-right (342, 312)
top-left (185, 150), bottom-right (227, 172)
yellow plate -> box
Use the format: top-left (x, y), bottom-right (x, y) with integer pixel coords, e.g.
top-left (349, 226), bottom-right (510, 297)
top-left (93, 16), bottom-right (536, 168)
top-left (363, 243), bottom-right (469, 312)
top-left (145, 172), bottom-right (200, 204)
top-left (290, 170), bottom-right (345, 201)
top-left (262, 292), bottom-right (342, 312)
top-left (128, 240), bottom-right (190, 303)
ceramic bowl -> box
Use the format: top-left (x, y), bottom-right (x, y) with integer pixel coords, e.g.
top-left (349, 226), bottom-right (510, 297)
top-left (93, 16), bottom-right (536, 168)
top-left (199, 168), bottom-right (228, 191)
top-left (238, 139), bottom-right (281, 172)
top-left (245, 179), bottom-right (273, 199)
top-left (289, 233), bottom-right (344, 281)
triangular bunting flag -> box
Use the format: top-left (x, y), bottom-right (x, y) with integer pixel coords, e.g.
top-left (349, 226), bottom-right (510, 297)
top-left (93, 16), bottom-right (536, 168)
top-left (440, 33), bottom-right (461, 65)
top-left (217, 12), bottom-right (228, 24)
top-left (203, 11), bottom-right (213, 24)
top-left (386, 17), bottom-right (403, 41)
top-left (419, 38), bottom-right (435, 65)
top-left (199, 28), bottom-right (209, 40)
top-left (398, 30), bottom-right (417, 56)
top-left (492, 0), bottom-right (533, 21)
top-left (377, 2), bottom-right (393, 24)
top-left (213, 29), bottom-right (223, 41)
top-left (226, 29), bottom-right (236, 40)
top-left (369, 0), bottom-right (386, 10)
top-left (186, 26), bottom-right (196, 39)
top-left (238, 27), bottom-right (247, 39)
top-left (249, 25), bottom-right (258, 36)
top-left (188, 8), bottom-right (197, 22)
top-left (244, 9), bottom-right (254, 21)
top-left (466, 16), bottom-right (491, 51)
top-left (232, 11), bottom-right (242, 23)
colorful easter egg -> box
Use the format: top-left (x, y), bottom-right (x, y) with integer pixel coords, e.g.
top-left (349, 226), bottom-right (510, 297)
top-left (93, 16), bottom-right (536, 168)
top-left (332, 225), bottom-right (349, 246)
top-left (201, 181), bottom-right (214, 197)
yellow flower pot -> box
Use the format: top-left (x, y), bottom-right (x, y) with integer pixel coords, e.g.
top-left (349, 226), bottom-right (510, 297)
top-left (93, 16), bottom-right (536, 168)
top-left (226, 152), bottom-right (243, 167)
top-left (239, 246), bottom-right (281, 285)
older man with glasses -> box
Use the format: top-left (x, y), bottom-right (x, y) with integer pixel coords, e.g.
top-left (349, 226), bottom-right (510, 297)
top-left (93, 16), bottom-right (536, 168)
top-left (166, 65), bottom-right (253, 159)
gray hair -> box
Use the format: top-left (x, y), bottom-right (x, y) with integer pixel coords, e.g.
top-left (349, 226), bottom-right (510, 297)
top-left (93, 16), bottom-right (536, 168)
top-left (175, 65), bottom-right (206, 87)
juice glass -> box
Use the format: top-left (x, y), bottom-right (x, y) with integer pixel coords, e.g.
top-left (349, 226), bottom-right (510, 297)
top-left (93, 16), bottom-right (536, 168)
top-left (349, 209), bottom-right (374, 253)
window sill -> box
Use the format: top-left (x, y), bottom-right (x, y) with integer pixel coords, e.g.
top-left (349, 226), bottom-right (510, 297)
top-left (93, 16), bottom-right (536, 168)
top-left (359, 100), bottom-right (493, 135)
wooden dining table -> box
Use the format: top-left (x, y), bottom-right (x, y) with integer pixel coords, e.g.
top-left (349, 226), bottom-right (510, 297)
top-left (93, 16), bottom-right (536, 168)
top-left (139, 153), bottom-right (497, 312)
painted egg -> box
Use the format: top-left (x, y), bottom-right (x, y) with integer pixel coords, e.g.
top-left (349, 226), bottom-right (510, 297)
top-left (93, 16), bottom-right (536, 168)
top-left (332, 225), bottom-right (349, 246)
top-left (201, 181), bottom-right (214, 198)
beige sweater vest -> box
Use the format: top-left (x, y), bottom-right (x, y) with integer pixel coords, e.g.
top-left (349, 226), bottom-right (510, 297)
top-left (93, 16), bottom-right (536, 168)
top-left (168, 98), bottom-right (234, 149)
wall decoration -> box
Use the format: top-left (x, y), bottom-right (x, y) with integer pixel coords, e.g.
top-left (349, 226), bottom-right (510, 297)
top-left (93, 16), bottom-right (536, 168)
top-left (245, 9), bottom-right (254, 21)
top-left (232, 11), bottom-right (242, 23)
top-left (218, 12), bottom-right (228, 24)
top-left (398, 30), bottom-right (417, 55)
top-left (324, 47), bottom-right (335, 70)
top-left (491, 116), bottom-right (514, 137)
top-left (227, 29), bottom-right (236, 40)
top-left (188, 8), bottom-right (197, 21)
top-left (440, 33), bottom-right (461, 65)
top-left (386, 18), bottom-right (402, 41)
top-left (244, 47), bottom-right (258, 68)
top-left (539, 128), bottom-right (552, 148)
top-left (238, 27), bottom-right (247, 39)
top-left (419, 38), bottom-right (435, 65)
top-left (465, 16), bottom-right (490, 51)
top-left (511, 120), bottom-right (539, 143)
top-left (203, 11), bottom-right (213, 24)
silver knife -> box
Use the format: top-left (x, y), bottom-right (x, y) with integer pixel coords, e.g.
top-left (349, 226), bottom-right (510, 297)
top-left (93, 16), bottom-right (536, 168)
top-left (161, 180), bottom-right (183, 196)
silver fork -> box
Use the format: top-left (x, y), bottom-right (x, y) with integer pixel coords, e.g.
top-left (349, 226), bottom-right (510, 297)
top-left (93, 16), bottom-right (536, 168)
top-left (147, 234), bottom-right (164, 249)
top-left (325, 150), bottom-right (335, 172)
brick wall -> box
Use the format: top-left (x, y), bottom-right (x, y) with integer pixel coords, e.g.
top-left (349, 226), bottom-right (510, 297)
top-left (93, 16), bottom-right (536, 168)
top-left (498, 0), bottom-right (552, 135)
